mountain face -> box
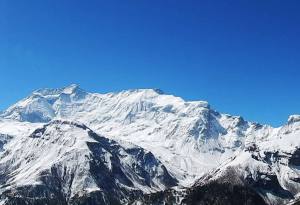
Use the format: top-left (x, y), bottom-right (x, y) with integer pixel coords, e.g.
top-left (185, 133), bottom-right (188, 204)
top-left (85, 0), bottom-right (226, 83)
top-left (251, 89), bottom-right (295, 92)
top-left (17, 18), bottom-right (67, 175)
top-left (1, 84), bottom-right (260, 184)
top-left (0, 120), bottom-right (177, 204)
top-left (0, 84), bottom-right (300, 205)
top-left (132, 115), bottom-right (300, 205)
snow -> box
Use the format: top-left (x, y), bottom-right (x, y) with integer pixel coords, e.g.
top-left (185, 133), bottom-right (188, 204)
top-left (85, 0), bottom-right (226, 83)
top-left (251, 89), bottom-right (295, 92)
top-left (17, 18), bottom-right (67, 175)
top-left (1, 121), bottom-right (96, 189)
top-left (0, 119), bottom-right (177, 201)
top-left (288, 115), bottom-right (300, 124)
top-left (0, 85), bottom-right (272, 185)
top-left (1, 84), bottom-right (300, 204)
top-left (0, 119), bottom-right (42, 137)
top-left (193, 116), bottom-right (300, 205)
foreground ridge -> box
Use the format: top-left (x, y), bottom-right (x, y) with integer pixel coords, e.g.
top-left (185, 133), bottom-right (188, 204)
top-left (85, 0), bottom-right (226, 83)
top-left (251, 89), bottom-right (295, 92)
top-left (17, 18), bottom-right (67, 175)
top-left (0, 119), bottom-right (177, 204)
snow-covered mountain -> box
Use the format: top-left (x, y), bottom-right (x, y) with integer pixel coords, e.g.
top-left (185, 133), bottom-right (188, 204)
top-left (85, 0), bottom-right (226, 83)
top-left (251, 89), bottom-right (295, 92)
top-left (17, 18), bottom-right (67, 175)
top-left (132, 115), bottom-right (300, 205)
top-left (1, 84), bottom-right (260, 184)
top-left (1, 84), bottom-right (300, 204)
top-left (0, 120), bottom-right (177, 204)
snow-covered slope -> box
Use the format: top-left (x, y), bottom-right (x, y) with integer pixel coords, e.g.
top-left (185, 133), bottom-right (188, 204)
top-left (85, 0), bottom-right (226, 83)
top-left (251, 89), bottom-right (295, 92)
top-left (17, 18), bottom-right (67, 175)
top-left (1, 84), bottom-right (260, 184)
top-left (0, 120), bottom-right (177, 204)
top-left (133, 116), bottom-right (300, 205)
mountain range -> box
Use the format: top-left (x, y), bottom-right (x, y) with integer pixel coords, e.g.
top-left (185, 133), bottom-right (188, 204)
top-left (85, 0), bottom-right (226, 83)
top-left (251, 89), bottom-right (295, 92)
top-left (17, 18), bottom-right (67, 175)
top-left (0, 84), bottom-right (300, 205)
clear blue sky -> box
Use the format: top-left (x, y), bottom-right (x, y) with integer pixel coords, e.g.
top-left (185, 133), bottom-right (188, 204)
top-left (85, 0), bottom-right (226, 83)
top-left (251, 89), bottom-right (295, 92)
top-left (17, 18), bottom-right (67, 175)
top-left (0, 0), bottom-right (300, 126)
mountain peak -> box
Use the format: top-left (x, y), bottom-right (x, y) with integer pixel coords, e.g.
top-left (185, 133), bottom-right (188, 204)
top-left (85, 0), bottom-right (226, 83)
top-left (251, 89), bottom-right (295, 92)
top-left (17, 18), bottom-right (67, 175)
top-left (120, 88), bottom-right (164, 95)
top-left (32, 84), bottom-right (85, 97)
top-left (152, 88), bottom-right (164, 94)
top-left (62, 84), bottom-right (81, 94)
top-left (288, 115), bottom-right (300, 124)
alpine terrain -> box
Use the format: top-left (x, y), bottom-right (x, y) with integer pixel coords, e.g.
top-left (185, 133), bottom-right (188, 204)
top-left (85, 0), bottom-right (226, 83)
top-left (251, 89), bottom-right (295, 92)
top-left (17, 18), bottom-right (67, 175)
top-left (0, 84), bottom-right (300, 205)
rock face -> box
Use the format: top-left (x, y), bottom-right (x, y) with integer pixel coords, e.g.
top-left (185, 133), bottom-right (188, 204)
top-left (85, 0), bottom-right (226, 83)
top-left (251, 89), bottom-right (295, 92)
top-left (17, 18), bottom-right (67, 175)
top-left (0, 120), bottom-right (177, 204)
top-left (1, 84), bottom-right (300, 204)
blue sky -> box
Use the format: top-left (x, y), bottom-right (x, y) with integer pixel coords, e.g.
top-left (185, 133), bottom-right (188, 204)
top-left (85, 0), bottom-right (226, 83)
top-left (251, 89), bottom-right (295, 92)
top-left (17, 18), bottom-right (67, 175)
top-left (0, 0), bottom-right (300, 126)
